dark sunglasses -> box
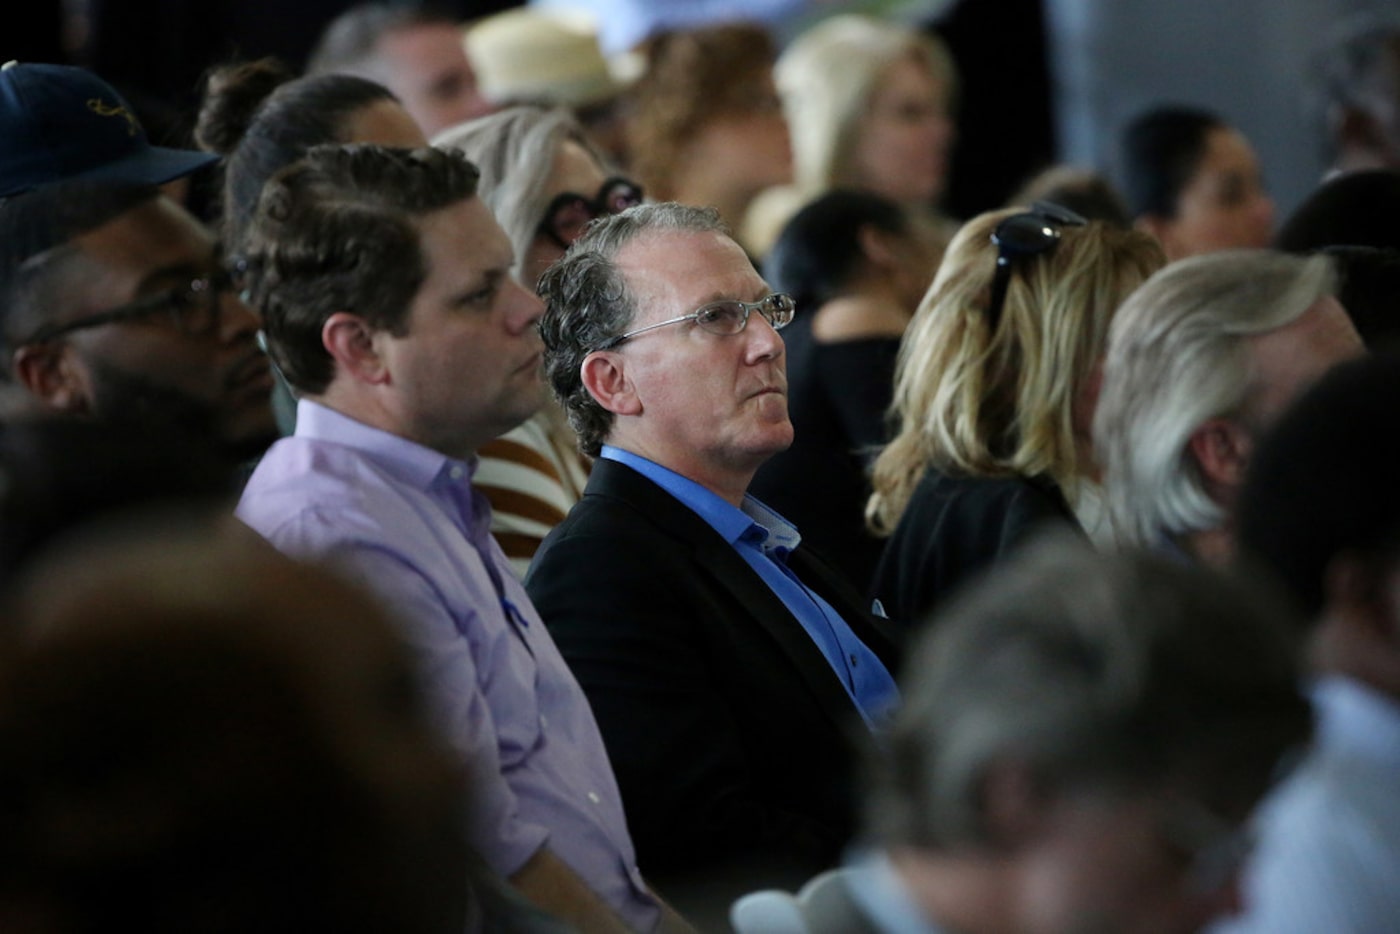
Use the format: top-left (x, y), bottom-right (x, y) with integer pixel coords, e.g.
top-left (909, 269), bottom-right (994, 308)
top-left (18, 267), bottom-right (239, 347)
top-left (539, 177), bottom-right (644, 249)
top-left (985, 201), bottom-right (1088, 334)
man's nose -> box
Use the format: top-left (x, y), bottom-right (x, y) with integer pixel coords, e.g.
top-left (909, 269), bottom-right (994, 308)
top-left (504, 278), bottom-right (545, 336)
top-left (745, 311), bottom-right (785, 362)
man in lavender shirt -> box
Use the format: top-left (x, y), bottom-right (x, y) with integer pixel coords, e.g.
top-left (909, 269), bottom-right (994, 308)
top-left (235, 144), bottom-right (681, 934)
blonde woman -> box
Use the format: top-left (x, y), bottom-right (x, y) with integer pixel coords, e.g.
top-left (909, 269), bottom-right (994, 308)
top-left (866, 204), bottom-right (1164, 626)
top-left (743, 14), bottom-right (958, 257)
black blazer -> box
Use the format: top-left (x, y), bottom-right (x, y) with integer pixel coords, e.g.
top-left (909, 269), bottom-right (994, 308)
top-left (525, 458), bottom-right (899, 887)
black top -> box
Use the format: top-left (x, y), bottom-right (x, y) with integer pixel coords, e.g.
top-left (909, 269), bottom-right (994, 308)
top-left (751, 311), bottom-right (900, 594)
top-left (869, 468), bottom-right (1082, 630)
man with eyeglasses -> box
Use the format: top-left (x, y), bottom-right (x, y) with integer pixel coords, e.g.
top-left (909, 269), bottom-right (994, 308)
top-left (527, 202), bottom-right (900, 920)
top-left (0, 62), bottom-right (278, 464)
top-left (0, 181), bottom-right (277, 464)
top-left (234, 145), bottom-right (689, 934)
top-left (733, 537), bottom-right (1312, 934)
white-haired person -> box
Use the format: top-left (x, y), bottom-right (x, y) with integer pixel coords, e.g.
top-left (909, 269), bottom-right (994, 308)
top-left (743, 14), bottom-right (958, 259)
top-left (1093, 250), bottom-right (1363, 566)
top-left (734, 535), bottom-right (1313, 934)
top-left (434, 106), bottom-right (643, 576)
top-left (866, 204), bottom-right (1164, 628)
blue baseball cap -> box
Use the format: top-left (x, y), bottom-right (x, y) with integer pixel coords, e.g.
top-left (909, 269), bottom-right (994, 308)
top-left (0, 61), bottom-right (219, 198)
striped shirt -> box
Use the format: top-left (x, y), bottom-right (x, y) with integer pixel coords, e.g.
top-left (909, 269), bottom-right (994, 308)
top-left (475, 407), bottom-right (590, 579)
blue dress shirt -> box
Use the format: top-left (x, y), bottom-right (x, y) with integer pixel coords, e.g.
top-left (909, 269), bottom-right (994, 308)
top-left (600, 446), bottom-right (898, 729)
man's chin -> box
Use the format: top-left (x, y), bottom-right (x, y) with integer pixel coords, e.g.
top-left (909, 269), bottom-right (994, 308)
top-left (743, 424), bottom-right (795, 466)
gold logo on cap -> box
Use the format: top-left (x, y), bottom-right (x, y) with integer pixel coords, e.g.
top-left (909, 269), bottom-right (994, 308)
top-left (86, 98), bottom-right (138, 136)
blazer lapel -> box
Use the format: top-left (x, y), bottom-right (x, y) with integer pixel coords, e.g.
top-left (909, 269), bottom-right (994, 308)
top-left (587, 459), bottom-right (870, 734)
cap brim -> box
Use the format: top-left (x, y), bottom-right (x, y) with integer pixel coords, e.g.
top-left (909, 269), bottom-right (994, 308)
top-left (73, 144), bottom-right (219, 190)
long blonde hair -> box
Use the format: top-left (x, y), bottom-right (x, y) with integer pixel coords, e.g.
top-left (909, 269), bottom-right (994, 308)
top-left (867, 208), bottom-right (1164, 535)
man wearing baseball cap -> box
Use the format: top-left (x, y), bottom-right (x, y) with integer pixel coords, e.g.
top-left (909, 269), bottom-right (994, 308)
top-left (0, 61), bottom-right (217, 197)
top-left (0, 63), bottom-right (278, 464)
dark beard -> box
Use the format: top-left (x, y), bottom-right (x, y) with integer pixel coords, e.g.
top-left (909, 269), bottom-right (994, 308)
top-left (84, 359), bottom-right (274, 465)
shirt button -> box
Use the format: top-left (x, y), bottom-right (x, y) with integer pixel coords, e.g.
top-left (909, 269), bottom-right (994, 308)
top-left (850, 653), bottom-right (859, 667)
top-left (449, 465), bottom-right (465, 480)
top-left (588, 792), bottom-right (601, 804)
top-left (539, 714), bottom-right (548, 729)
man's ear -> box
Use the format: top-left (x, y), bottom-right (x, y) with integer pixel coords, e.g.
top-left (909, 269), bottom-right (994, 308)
top-left (10, 344), bottom-right (91, 414)
top-left (321, 312), bottom-right (389, 386)
top-left (579, 351), bottom-right (641, 416)
top-left (1188, 417), bottom-right (1253, 502)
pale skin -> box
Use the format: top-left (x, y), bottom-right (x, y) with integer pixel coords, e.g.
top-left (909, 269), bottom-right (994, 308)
top-left (316, 197), bottom-right (691, 933)
top-left (316, 197), bottom-right (546, 460)
top-left (849, 54), bottom-right (956, 206)
top-left (367, 23), bottom-right (494, 136)
top-left (1180, 295), bottom-right (1364, 565)
top-left (1137, 127), bottom-right (1275, 262)
top-left (521, 139), bottom-right (610, 289)
top-left (580, 229), bottom-right (794, 507)
top-left (886, 766), bottom-right (1247, 934)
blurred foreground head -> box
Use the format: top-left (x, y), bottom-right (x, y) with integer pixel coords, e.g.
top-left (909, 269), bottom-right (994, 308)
top-left (867, 536), bottom-right (1311, 934)
top-left (0, 527), bottom-right (473, 933)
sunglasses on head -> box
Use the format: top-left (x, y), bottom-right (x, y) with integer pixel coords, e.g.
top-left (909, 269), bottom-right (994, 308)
top-left (539, 177), bottom-right (645, 249)
top-left (984, 201), bottom-right (1088, 335)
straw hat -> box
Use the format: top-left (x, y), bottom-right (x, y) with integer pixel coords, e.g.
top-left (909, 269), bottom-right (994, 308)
top-left (465, 9), bottom-right (630, 109)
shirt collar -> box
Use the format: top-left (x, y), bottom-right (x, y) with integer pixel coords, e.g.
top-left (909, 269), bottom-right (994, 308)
top-left (296, 398), bottom-right (476, 492)
top-left (600, 445), bottom-right (802, 553)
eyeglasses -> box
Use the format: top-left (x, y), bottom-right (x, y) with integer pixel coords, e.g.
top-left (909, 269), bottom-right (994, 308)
top-left (595, 293), bottom-right (796, 351)
top-left (539, 177), bottom-right (645, 249)
top-left (18, 268), bottom-right (238, 346)
top-left (985, 201), bottom-right (1088, 335)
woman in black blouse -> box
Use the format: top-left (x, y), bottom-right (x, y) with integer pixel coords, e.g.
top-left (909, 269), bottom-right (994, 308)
top-left (750, 190), bottom-right (939, 593)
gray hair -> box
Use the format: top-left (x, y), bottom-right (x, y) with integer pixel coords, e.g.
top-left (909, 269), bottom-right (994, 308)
top-left (433, 105), bottom-right (607, 285)
top-left (1093, 250), bottom-right (1337, 548)
top-left (867, 533), bottom-right (1310, 850)
top-left (536, 202), bottom-right (727, 455)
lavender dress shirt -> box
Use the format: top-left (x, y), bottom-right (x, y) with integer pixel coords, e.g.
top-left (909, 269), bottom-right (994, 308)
top-left (237, 400), bottom-right (660, 933)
